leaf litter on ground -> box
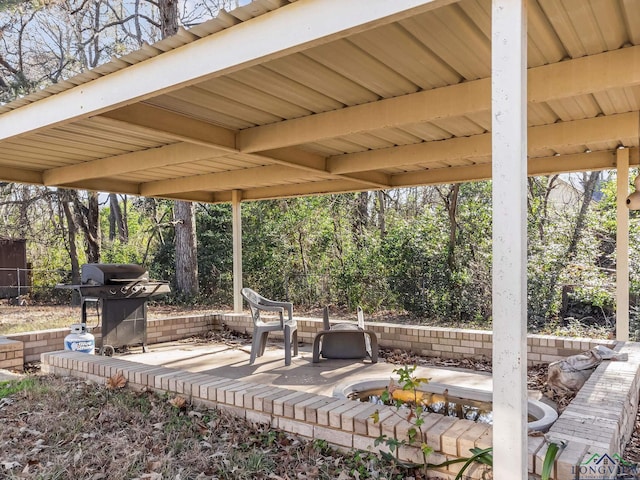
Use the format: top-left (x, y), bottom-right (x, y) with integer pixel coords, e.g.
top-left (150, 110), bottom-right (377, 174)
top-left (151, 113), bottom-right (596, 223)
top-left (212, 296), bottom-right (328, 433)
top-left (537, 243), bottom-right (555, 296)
top-left (0, 375), bottom-right (429, 480)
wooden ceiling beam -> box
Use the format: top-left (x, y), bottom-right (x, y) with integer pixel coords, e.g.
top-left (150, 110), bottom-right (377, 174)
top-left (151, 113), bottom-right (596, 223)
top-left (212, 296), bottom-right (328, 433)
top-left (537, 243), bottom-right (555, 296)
top-left (155, 192), bottom-right (215, 203)
top-left (329, 112), bottom-right (639, 174)
top-left (391, 164), bottom-right (492, 187)
top-left (389, 149), bottom-right (639, 188)
top-left (529, 112), bottom-right (639, 151)
top-left (0, 166), bottom-right (43, 186)
top-left (43, 142), bottom-right (224, 186)
top-left (208, 147), bottom-right (640, 203)
top-left (95, 109), bottom-right (332, 175)
top-left (258, 147), bottom-right (327, 173)
top-left (64, 178), bottom-right (140, 195)
top-left (62, 178), bottom-right (216, 202)
top-left (140, 161), bottom-right (393, 197)
top-left (140, 164), bottom-right (304, 196)
top-left (240, 179), bottom-right (365, 201)
top-left (238, 45), bottom-right (640, 152)
top-left (527, 150), bottom-right (619, 176)
top-left (239, 80), bottom-right (489, 153)
top-left (97, 104), bottom-right (237, 151)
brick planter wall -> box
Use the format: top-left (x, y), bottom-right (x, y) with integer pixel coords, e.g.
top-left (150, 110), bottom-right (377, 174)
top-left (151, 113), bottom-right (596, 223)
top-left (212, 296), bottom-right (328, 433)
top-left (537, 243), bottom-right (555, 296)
top-left (3, 313), bottom-right (220, 365)
top-left (0, 337), bottom-right (23, 372)
top-left (217, 312), bottom-right (618, 366)
top-left (1, 311), bottom-right (617, 370)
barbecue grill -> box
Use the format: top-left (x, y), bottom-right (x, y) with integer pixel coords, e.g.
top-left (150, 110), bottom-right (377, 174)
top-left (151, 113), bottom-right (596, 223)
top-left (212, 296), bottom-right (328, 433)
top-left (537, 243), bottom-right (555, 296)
top-left (59, 263), bottom-right (170, 355)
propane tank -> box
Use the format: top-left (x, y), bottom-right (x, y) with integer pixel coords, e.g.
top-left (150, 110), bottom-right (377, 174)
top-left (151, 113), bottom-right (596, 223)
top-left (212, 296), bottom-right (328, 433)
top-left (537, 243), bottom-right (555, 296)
top-left (64, 323), bottom-right (95, 354)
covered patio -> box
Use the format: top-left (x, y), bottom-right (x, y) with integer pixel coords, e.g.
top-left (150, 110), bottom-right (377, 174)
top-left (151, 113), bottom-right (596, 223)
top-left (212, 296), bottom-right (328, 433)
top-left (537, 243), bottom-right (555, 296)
top-left (33, 313), bottom-right (640, 479)
top-left (1, 0), bottom-right (640, 477)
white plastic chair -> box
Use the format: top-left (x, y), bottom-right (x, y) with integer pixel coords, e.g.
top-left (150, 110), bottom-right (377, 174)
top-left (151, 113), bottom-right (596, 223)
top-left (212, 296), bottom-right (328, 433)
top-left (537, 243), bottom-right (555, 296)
top-left (241, 287), bottom-right (298, 366)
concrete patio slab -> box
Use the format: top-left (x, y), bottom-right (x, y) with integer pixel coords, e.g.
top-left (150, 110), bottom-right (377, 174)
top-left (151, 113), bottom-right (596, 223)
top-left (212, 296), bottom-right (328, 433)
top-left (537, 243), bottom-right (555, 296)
top-left (121, 340), bottom-right (493, 398)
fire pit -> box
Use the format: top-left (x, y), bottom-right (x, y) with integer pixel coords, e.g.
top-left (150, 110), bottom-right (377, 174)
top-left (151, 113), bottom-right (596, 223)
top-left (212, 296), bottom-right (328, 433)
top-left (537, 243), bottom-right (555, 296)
top-left (59, 263), bottom-right (170, 355)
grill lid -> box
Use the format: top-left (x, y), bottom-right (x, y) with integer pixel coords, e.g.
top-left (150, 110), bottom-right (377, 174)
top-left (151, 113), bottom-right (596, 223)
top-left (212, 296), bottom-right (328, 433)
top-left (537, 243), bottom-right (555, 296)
top-left (81, 263), bottom-right (149, 285)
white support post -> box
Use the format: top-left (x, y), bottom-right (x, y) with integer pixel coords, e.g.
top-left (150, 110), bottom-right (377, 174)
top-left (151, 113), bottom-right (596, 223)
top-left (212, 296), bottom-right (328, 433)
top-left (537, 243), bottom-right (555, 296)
top-left (491, 0), bottom-right (528, 478)
top-left (232, 190), bottom-right (243, 313)
top-left (617, 148), bottom-right (630, 340)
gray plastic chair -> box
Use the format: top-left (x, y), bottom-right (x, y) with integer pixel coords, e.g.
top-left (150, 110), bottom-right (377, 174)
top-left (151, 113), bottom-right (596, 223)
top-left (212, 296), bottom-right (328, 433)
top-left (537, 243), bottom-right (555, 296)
top-left (241, 287), bottom-right (298, 366)
top-left (312, 306), bottom-right (378, 363)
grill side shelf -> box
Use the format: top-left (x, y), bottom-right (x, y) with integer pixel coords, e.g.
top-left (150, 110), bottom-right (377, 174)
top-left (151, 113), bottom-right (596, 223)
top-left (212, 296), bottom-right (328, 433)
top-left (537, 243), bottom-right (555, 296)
top-left (55, 282), bottom-right (170, 298)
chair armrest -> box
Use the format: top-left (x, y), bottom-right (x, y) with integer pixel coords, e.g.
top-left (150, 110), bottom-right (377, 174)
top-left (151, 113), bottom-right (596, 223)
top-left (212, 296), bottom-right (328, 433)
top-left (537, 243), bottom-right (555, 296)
top-left (254, 304), bottom-right (285, 313)
top-left (241, 288), bottom-right (294, 327)
top-left (260, 300), bottom-right (293, 325)
top-left (362, 330), bottom-right (378, 363)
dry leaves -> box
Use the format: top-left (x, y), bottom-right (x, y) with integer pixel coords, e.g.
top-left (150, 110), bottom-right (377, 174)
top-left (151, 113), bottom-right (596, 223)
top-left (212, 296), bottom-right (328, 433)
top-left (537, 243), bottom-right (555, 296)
top-left (106, 372), bottom-right (127, 390)
top-left (168, 395), bottom-right (187, 410)
top-left (380, 348), bottom-right (492, 372)
top-left (0, 375), bottom-right (457, 479)
top-left (1, 461), bottom-right (21, 470)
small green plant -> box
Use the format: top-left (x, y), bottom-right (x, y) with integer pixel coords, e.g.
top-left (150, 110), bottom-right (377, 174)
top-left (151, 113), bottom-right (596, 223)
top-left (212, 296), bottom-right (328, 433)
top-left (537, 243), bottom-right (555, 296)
top-left (371, 364), bottom-right (563, 479)
top-left (0, 378), bottom-right (37, 399)
top-left (445, 440), bottom-right (562, 480)
top-left (371, 365), bottom-right (434, 470)
top-left (541, 440), bottom-right (563, 480)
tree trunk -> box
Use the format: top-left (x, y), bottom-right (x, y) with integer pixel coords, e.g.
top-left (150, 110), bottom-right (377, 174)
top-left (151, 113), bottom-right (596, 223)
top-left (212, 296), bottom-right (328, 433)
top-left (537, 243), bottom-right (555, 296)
top-left (438, 184), bottom-right (460, 270)
top-left (157, 0), bottom-right (199, 297)
top-left (108, 193), bottom-right (127, 243)
top-left (59, 190), bottom-right (81, 304)
top-left (566, 172), bottom-right (600, 258)
top-left (377, 190), bottom-right (386, 238)
top-left (174, 200), bottom-right (199, 296)
top-left (159, 0), bottom-right (179, 37)
top-left (528, 175), bottom-right (559, 242)
top-left (352, 191), bottom-right (369, 244)
top-left (85, 192), bottom-right (100, 263)
top-left (69, 190), bottom-right (100, 263)
top-left (542, 171), bottom-right (600, 317)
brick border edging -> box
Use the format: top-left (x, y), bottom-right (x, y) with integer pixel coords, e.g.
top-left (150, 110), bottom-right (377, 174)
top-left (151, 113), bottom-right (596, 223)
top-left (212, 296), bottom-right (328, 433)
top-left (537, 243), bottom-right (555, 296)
top-left (41, 350), bottom-right (495, 480)
top-left (40, 347), bottom-right (640, 480)
top-left (540, 341), bottom-right (640, 479)
top-left (2, 313), bottom-right (220, 364)
top-left (0, 337), bottom-right (23, 371)
top-left (1, 311), bottom-right (617, 369)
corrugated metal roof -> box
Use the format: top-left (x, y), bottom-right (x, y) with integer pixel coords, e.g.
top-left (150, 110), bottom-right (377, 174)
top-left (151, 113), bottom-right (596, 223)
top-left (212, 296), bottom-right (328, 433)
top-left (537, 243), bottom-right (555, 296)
top-left (0, 0), bottom-right (295, 115)
top-left (0, 0), bottom-right (639, 202)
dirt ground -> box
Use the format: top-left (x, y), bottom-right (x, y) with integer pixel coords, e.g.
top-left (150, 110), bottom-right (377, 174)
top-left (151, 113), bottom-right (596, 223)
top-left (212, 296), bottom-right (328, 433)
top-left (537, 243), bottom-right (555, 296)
top-left (0, 374), bottom-right (421, 480)
top-left (0, 304), bottom-right (224, 335)
top-left (0, 303), bottom-right (418, 336)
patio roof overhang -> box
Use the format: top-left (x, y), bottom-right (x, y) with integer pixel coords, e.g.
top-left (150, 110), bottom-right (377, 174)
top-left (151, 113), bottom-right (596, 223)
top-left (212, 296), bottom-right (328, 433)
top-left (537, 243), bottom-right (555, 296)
top-left (0, 0), bottom-right (638, 202)
top-left (1, 0), bottom-right (638, 477)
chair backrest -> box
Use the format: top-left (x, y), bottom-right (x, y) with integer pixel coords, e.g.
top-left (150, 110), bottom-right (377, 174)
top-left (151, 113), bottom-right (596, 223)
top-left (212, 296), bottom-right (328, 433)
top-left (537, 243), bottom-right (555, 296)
top-left (241, 288), bottom-right (263, 326)
top-left (357, 306), bottom-right (365, 329)
top-left (241, 287), bottom-right (295, 327)
top-left (322, 306), bottom-right (331, 330)
top-left (241, 287), bottom-right (261, 306)
top-left (357, 305), bottom-right (373, 356)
